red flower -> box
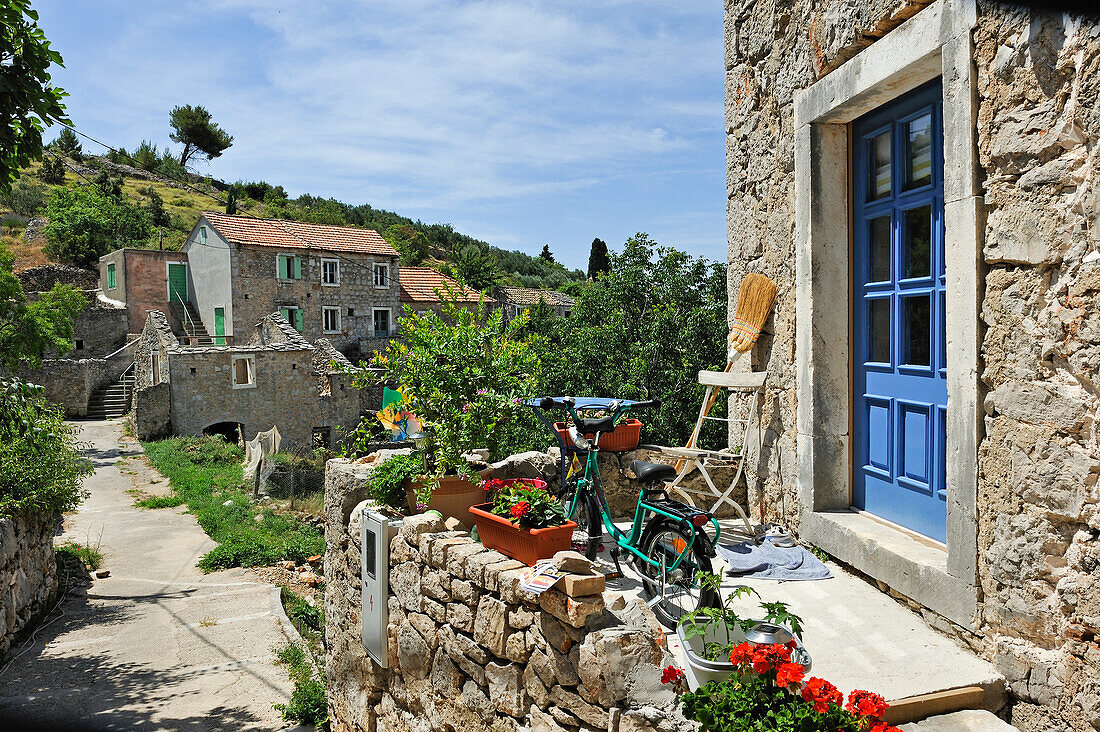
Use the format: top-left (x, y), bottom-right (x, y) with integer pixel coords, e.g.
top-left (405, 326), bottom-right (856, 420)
top-left (868, 723), bottom-right (901, 732)
top-left (846, 689), bottom-right (888, 719)
top-left (774, 662), bottom-right (805, 688)
top-left (660, 665), bottom-right (685, 685)
top-left (785, 639), bottom-right (799, 649)
top-left (800, 677), bottom-right (842, 713)
top-left (510, 501), bottom-right (530, 518)
top-left (728, 642), bottom-right (754, 666)
top-left (750, 643), bottom-right (792, 674)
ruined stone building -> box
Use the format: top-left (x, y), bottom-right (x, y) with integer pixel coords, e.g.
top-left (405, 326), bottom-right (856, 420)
top-left (134, 310), bottom-right (360, 450)
top-left (496, 286), bottom-right (574, 323)
top-left (727, 0), bottom-right (1099, 728)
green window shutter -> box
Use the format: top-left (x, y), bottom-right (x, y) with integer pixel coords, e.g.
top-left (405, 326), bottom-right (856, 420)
top-left (294, 309), bottom-right (304, 331)
top-left (278, 256), bottom-right (287, 279)
top-left (107, 264), bottom-right (116, 289)
top-left (280, 307), bottom-right (290, 323)
top-left (293, 256), bottom-right (302, 280)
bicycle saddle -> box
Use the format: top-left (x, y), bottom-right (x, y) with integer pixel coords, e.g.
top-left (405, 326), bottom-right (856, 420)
top-left (631, 460), bottom-right (677, 483)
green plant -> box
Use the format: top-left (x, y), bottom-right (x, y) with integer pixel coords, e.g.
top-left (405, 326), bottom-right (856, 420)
top-left (134, 494), bottom-right (185, 509)
top-left (486, 479), bottom-right (565, 529)
top-left (366, 289), bottom-right (539, 507)
top-left (0, 241), bottom-right (86, 368)
top-left (51, 128), bottom-right (82, 161)
top-left (272, 641), bottom-right (328, 727)
top-left (364, 452), bottom-right (425, 509)
top-left (58, 531), bottom-right (104, 570)
top-left (678, 573), bottom-right (804, 662)
top-left (44, 184), bottom-right (153, 266)
top-left (35, 156), bottom-right (64, 184)
top-left (169, 104), bottom-right (234, 167)
top-left (281, 585), bottom-right (323, 633)
top-left (336, 416), bottom-right (393, 458)
top-left (3, 180), bottom-right (47, 216)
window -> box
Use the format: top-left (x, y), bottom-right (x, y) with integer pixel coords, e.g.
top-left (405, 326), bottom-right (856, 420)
top-left (323, 306), bottom-right (341, 333)
top-left (232, 355), bottom-right (256, 388)
top-left (373, 308), bottom-right (391, 336)
top-left (373, 262), bottom-right (389, 288)
top-left (199, 226), bottom-right (207, 246)
top-left (280, 306), bottom-right (303, 332)
top-left (322, 258), bottom-right (340, 286)
top-left (277, 254), bottom-right (302, 280)
top-left (347, 307), bottom-right (356, 317)
top-left (151, 352), bottom-right (160, 384)
top-left (107, 263), bottom-right (116, 290)
top-left (562, 309), bottom-right (572, 319)
top-left (74, 339), bottom-right (84, 350)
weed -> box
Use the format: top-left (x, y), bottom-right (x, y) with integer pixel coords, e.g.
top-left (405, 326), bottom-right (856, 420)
top-left (273, 641), bottom-right (307, 667)
top-left (135, 495), bottom-right (185, 509)
top-left (809, 545), bottom-right (830, 563)
top-left (272, 641), bottom-right (328, 727)
top-left (281, 586), bottom-right (323, 634)
top-left (199, 616), bottom-right (217, 627)
top-left (57, 529), bottom-right (105, 571)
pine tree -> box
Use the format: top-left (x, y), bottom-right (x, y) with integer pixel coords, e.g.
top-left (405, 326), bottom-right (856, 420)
top-left (539, 244), bottom-right (555, 263)
top-left (587, 238), bottom-right (610, 279)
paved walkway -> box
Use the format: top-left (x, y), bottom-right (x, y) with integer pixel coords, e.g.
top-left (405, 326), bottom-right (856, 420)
top-left (0, 420), bottom-right (295, 731)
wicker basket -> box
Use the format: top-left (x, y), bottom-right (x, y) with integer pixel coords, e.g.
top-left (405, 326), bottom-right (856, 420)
top-left (553, 418), bottom-right (643, 452)
top-left (469, 503), bottom-right (577, 566)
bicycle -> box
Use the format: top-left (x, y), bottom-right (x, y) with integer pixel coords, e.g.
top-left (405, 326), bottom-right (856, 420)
top-left (535, 396), bottom-right (722, 629)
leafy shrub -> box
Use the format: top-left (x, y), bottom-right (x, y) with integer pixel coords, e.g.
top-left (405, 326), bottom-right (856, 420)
top-left (131, 141), bottom-right (160, 171)
top-left (4, 180), bottom-right (48, 216)
top-left (44, 185), bottom-right (152, 266)
top-left (155, 153), bottom-right (186, 180)
top-left (137, 185), bottom-right (171, 227)
top-left (486, 479), bottom-right (566, 529)
top-left (281, 586), bottom-right (323, 633)
top-left (0, 376), bottom-right (91, 517)
top-left (57, 537), bottom-right (104, 570)
top-left (134, 494), bottom-right (185, 509)
top-left (364, 452), bottom-right (425, 509)
top-left (36, 156), bottom-right (65, 184)
top-left (272, 641), bottom-right (328, 727)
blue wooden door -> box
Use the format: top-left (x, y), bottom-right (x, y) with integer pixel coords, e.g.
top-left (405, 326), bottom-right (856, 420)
top-left (852, 80), bottom-right (947, 543)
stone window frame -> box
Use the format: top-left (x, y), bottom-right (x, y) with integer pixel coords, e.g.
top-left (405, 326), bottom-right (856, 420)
top-left (372, 307), bottom-right (391, 337)
top-left (232, 355), bottom-right (256, 389)
top-left (373, 262), bottom-right (390, 289)
top-left (322, 305), bottom-right (342, 334)
top-left (321, 258), bottom-right (340, 286)
top-left (792, 0), bottom-right (981, 629)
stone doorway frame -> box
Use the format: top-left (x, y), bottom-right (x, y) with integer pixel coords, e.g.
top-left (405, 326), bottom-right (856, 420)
top-left (792, 0), bottom-right (982, 629)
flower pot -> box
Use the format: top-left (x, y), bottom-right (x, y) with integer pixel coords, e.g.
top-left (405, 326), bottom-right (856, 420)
top-left (554, 419), bottom-right (643, 452)
top-left (469, 502), bottom-right (577, 566)
top-left (676, 622), bottom-right (812, 690)
top-left (484, 477), bottom-right (548, 493)
top-left (405, 475), bottom-right (485, 526)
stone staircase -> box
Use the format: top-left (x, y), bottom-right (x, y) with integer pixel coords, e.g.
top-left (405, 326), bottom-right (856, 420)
top-left (87, 366), bottom-right (136, 419)
top-left (170, 300), bottom-right (214, 345)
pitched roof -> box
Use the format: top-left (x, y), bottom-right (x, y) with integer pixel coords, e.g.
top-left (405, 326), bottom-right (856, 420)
top-left (400, 267), bottom-right (490, 304)
top-left (201, 212), bottom-right (398, 257)
top-left (498, 286), bottom-right (574, 308)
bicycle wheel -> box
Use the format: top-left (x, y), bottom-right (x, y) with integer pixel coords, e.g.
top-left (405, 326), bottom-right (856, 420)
top-left (559, 483), bottom-right (601, 560)
top-left (638, 519), bottom-right (720, 629)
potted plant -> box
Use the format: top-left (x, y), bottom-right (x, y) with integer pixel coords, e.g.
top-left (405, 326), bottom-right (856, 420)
top-left (366, 289), bottom-right (539, 524)
top-left (677, 573), bottom-right (811, 688)
top-left (469, 479), bottom-right (576, 565)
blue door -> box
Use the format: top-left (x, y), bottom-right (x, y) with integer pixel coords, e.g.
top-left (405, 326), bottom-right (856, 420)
top-left (852, 80), bottom-right (947, 543)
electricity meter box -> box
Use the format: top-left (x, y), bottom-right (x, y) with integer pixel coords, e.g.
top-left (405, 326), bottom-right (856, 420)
top-left (361, 505), bottom-right (403, 667)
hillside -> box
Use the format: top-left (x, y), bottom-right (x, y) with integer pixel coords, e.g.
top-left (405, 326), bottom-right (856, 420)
top-left (1, 154), bottom-right (585, 292)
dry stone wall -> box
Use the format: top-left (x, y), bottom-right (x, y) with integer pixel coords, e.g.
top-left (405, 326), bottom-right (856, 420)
top-left (725, 0), bottom-right (1099, 728)
top-left (325, 459), bottom-right (688, 732)
top-left (0, 513), bottom-right (57, 658)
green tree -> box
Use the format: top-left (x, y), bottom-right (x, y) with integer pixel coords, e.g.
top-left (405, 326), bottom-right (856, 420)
top-left (44, 185), bottom-right (153, 266)
top-left (169, 104), bottom-right (233, 168)
top-left (0, 0), bottom-right (69, 195)
top-left (51, 126), bottom-right (81, 160)
top-left (0, 242), bottom-right (86, 369)
top-left (2, 179), bottom-right (46, 216)
top-left (137, 185), bottom-right (170, 227)
top-left (587, 237), bottom-right (610, 279)
top-left (539, 244), bottom-right (555, 263)
top-left (35, 154), bottom-right (63, 184)
top-left (224, 187), bottom-right (238, 215)
top-left (131, 140), bottom-right (159, 171)
top-left (382, 223), bottom-right (430, 265)
top-left (93, 168), bottom-right (122, 198)
top-left (452, 244), bottom-right (502, 291)
top-left (296, 197), bottom-right (346, 225)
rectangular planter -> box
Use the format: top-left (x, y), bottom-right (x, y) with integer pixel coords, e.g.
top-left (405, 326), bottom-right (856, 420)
top-left (469, 502), bottom-right (577, 566)
top-left (554, 418), bottom-right (643, 452)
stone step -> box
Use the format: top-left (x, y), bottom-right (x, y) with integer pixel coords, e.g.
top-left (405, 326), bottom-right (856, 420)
top-left (900, 710), bottom-right (1018, 731)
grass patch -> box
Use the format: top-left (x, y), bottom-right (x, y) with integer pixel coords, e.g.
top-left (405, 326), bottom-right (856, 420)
top-left (141, 436), bottom-right (325, 572)
top-left (281, 585), bottom-right (324, 636)
top-left (57, 534), bottom-right (104, 571)
top-left (135, 495), bottom-right (186, 509)
top-left (272, 640), bottom-right (328, 728)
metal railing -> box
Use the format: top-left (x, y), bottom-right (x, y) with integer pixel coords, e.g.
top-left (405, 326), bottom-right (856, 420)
top-left (172, 291), bottom-right (198, 338)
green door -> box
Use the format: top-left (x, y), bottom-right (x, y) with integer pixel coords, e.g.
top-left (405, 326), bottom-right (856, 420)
top-left (168, 263), bottom-right (187, 304)
top-left (214, 307), bottom-right (226, 345)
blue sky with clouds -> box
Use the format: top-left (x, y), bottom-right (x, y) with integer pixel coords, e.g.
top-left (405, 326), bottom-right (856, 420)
top-left (37, 1), bottom-right (726, 271)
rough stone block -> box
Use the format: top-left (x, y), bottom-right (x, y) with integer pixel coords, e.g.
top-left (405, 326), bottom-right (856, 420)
top-left (549, 646), bottom-right (581, 686)
top-left (484, 558), bottom-right (526, 592)
top-left (430, 649), bottom-right (464, 697)
top-left (530, 705), bottom-right (566, 732)
top-left (524, 664), bottom-right (551, 709)
top-left (474, 595), bottom-right (510, 657)
top-left (408, 612), bottom-right (438, 650)
top-left (397, 625), bottom-right (430, 680)
top-left (422, 597), bottom-right (447, 624)
top-left (390, 536), bottom-right (419, 563)
top-left (505, 628), bottom-right (531, 663)
top-left (550, 686), bottom-right (609, 729)
top-left (449, 602), bottom-right (475, 632)
top-left (540, 590), bottom-right (605, 628)
top-left (464, 549), bottom-right (507, 586)
top-left (486, 661), bottom-right (529, 717)
top-left (559, 573), bottom-right (606, 598)
top-left (499, 567), bottom-right (541, 605)
top-left (537, 610), bottom-right (584, 653)
top-left (422, 568), bottom-right (452, 601)
top-left (391, 562), bottom-right (422, 612)
top-left (461, 679), bottom-right (494, 722)
top-left (451, 578), bottom-right (479, 605)
top-left (429, 535), bottom-right (474, 569)
top-left (507, 606), bottom-right (535, 629)
top-left (448, 542), bottom-right (488, 579)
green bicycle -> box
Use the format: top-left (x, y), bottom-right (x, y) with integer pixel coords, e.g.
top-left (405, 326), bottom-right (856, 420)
top-left (536, 396), bottom-right (722, 629)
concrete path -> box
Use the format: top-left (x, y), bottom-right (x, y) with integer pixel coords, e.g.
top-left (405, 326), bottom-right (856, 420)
top-left (0, 419), bottom-right (295, 731)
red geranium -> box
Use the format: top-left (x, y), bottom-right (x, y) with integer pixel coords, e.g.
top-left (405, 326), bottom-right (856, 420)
top-left (846, 689), bottom-right (888, 719)
top-left (868, 722), bottom-right (902, 732)
top-left (774, 662), bottom-right (805, 688)
top-left (728, 642), bottom-right (754, 666)
top-left (661, 665), bottom-right (685, 685)
top-left (510, 501), bottom-right (530, 518)
top-left (750, 643), bottom-right (792, 674)
top-left (800, 676), bottom-right (843, 713)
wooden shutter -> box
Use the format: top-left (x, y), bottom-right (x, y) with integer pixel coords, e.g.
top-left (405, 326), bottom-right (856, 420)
top-left (293, 256), bottom-right (302, 280)
top-left (294, 309), bottom-right (304, 331)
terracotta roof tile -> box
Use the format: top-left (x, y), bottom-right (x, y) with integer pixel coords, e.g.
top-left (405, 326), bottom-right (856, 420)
top-left (499, 286), bottom-right (574, 307)
top-left (201, 212), bottom-right (398, 257)
top-left (399, 267), bottom-right (490, 304)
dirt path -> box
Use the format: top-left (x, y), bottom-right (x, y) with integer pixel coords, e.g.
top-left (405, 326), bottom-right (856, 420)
top-left (0, 420), bottom-right (297, 731)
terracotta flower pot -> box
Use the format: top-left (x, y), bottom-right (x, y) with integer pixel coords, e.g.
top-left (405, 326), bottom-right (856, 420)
top-left (554, 419), bottom-right (643, 452)
top-left (469, 502), bottom-right (577, 566)
top-left (405, 475), bottom-right (485, 526)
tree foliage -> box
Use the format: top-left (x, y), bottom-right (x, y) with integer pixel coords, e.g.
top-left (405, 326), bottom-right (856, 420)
top-left (0, 0), bottom-right (69, 195)
top-left (0, 241), bottom-right (86, 369)
top-left (2, 179), bottom-right (46, 216)
top-left (383, 223), bottom-right (430, 265)
top-left (169, 104), bottom-right (233, 167)
top-left (51, 126), bottom-right (81, 160)
top-left (452, 244), bottom-right (502, 292)
top-left (539, 244), bottom-right (555, 263)
top-left (35, 154), bottom-right (63, 184)
top-left (44, 185), bottom-right (153, 266)
top-left (587, 237), bottom-right (610, 279)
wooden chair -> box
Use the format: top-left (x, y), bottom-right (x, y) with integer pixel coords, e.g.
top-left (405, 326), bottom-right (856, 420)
top-left (640, 369), bottom-right (767, 542)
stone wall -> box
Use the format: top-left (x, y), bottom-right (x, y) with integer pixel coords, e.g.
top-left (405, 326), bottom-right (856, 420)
top-left (133, 382), bottom-right (172, 440)
top-left (324, 459), bottom-right (687, 732)
top-left (17, 358), bottom-right (110, 418)
top-left (68, 295), bottom-right (129, 359)
top-left (0, 512), bottom-right (57, 659)
top-left (724, 1), bottom-right (1100, 728)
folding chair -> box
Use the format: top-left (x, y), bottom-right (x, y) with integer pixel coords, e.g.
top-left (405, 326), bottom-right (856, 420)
top-left (641, 369), bottom-right (767, 542)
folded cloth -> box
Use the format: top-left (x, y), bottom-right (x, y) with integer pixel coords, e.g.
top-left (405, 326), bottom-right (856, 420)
top-left (716, 538), bottom-right (832, 581)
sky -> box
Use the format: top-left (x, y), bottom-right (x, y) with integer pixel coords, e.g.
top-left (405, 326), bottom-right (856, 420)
top-left (37, 1), bottom-right (727, 272)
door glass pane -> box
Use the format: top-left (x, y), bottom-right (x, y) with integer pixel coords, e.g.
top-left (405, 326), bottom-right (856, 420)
top-left (868, 216), bottom-right (891, 282)
top-left (904, 205), bottom-right (931, 278)
top-left (868, 298), bottom-right (890, 363)
top-left (906, 113), bottom-right (933, 189)
top-left (902, 295), bottom-right (931, 366)
top-left (869, 131), bottom-right (891, 201)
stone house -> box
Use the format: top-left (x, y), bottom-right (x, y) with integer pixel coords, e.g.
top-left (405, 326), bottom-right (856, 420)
top-left (497, 286), bottom-right (574, 323)
top-left (179, 212), bottom-right (402, 360)
top-left (133, 310), bottom-right (361, 450)
top-left (399, 266), bottom-right (493, 318)
top-left (726, 0), bottom-right (1099, 728)
top-left (98, 248), bottom-right (190, 334)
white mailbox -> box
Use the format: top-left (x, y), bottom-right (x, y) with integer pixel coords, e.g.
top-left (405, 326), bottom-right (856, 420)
top-left (361, 505), bottom-right (403, 667)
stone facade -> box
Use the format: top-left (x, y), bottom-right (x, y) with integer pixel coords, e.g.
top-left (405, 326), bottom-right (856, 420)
top-left (726, 1), bottom-right (1100, 728)
top-left (0, 512), bottom-right (58, 659)
top-left (99, 248), bottom-right (189, 333)
top-left (17, 357), bottom-right (112, 418)
top-left (324, 459), bottom-right (688, 732)
top-left (133, 382), bottom-right (172, 441)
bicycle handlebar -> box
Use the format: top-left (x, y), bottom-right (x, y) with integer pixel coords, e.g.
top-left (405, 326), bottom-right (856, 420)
top-left (539, 396), bottom-right (576, 410)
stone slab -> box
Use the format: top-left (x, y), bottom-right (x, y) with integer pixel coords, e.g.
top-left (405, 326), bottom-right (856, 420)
top-left (900, 710), bottom-right (1019, 731)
